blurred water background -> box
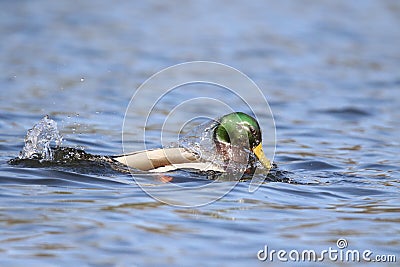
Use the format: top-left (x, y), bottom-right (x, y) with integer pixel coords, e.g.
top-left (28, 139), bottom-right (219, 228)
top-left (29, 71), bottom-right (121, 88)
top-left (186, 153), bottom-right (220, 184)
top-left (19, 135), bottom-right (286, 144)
top-left (0, 0), bottom-right (399, 266)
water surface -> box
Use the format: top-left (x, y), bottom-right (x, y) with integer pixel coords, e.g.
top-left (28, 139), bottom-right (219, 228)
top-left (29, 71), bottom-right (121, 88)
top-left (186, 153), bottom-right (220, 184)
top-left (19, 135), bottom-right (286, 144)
top-left (1, 0), bottom-right (399, 266)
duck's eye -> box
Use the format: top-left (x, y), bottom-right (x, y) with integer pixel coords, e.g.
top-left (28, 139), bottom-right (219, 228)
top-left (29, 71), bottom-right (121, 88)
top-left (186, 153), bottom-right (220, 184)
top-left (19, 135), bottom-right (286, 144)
top-left (249, 125), bottom-right (256, 135)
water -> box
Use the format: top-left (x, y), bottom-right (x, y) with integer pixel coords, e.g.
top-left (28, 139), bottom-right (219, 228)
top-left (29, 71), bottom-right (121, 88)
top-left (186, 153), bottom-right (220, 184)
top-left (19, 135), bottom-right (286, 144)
top-left (1, 0), bottom-right (399, 266)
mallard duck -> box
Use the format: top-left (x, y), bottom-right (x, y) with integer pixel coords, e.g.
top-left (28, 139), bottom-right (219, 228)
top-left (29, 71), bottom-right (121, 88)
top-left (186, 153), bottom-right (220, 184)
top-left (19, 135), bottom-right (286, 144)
top-left (113, 112), bottom-right (271, 174)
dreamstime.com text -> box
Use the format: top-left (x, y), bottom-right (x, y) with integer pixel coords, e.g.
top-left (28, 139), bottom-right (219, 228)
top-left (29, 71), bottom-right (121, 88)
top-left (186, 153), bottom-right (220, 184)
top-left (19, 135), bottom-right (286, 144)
top-left (257, 238), bottom-right (397, 263)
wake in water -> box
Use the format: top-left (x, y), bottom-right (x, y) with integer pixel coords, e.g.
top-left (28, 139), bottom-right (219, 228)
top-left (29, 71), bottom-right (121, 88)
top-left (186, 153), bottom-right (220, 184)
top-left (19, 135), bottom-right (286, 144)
top-left (12, 116), bottom-right (100, 162)
top-left (8, 116), bottom-right (294, 183)
top-left (8, 116), bottom-right (128, 174)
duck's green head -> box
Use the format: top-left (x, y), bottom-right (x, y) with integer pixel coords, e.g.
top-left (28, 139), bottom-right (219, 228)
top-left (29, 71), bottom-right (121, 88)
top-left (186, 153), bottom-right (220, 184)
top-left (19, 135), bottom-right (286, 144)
top-left (213, 112), bottom-right (271, 170)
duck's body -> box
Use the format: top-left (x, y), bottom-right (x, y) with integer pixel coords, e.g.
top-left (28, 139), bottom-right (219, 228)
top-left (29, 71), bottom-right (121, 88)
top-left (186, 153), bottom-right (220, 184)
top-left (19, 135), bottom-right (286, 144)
top-left (113, 112), bottom-right (271, 174)
top-left (114, 148), bottom-right (195, 171)
top-left (113, 147), bottom-right (224, 173)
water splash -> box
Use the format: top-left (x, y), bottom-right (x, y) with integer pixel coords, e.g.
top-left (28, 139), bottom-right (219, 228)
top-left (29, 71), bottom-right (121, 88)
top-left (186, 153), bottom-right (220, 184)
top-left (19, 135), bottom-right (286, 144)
top-left (178, 120), bottom-right (223, 162)
top-left (19, 115), bottom-right (63, 160)
top-left (177, 119), bottom-right (250, 175)
top-left (10, 116), bottom-right (128, 174)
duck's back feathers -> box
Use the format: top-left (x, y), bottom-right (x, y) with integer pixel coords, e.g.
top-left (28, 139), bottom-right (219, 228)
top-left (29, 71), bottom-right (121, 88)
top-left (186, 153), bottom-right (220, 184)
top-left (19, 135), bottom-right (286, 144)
top-left (113, 147), bottom-right (211, 171)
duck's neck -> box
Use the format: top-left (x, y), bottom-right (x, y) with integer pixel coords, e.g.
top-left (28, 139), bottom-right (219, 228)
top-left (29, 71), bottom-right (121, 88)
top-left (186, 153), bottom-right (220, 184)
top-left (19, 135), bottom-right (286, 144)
top-left (214, 141), bottom-right (257, 171)
top-left (214, 141), bottom-right (231, 163)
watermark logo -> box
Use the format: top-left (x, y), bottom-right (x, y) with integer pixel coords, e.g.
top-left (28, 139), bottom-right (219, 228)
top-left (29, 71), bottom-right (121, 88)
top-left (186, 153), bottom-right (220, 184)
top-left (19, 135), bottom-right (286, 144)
top-left (257, 238), bottom-right (397, 263)
top-left (122, 61), bottom-right (276, 207)
top-left (336, 238), bottom-right (348, 249)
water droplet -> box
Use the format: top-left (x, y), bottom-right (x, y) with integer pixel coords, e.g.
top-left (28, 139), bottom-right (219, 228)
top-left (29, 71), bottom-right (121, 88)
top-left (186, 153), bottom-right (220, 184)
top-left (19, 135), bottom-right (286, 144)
top-left (80, 78), bottom-right (85, 82)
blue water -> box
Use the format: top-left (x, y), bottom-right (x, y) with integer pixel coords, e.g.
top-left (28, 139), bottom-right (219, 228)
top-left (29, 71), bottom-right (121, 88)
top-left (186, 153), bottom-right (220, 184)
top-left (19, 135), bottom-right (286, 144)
top-left (1, 1), bottom-right (399, 266)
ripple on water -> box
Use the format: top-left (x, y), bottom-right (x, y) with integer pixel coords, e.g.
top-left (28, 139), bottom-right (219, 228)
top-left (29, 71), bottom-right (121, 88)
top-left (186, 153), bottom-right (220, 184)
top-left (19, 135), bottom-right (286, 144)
top-left (320, 107), bottom-right (372, 119)
top-left (285, 160), bottom-right (341, 171)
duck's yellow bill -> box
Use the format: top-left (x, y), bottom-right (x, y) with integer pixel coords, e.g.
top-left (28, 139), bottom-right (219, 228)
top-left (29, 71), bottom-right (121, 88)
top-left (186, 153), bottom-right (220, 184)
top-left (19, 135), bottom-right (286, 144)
top-left (252, 143), bottom-right (271, 170)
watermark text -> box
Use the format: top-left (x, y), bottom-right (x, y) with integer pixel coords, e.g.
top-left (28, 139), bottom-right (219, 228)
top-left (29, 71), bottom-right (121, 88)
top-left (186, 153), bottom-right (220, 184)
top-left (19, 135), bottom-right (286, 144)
top-left (257, 238), bottom-right (397, 263)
